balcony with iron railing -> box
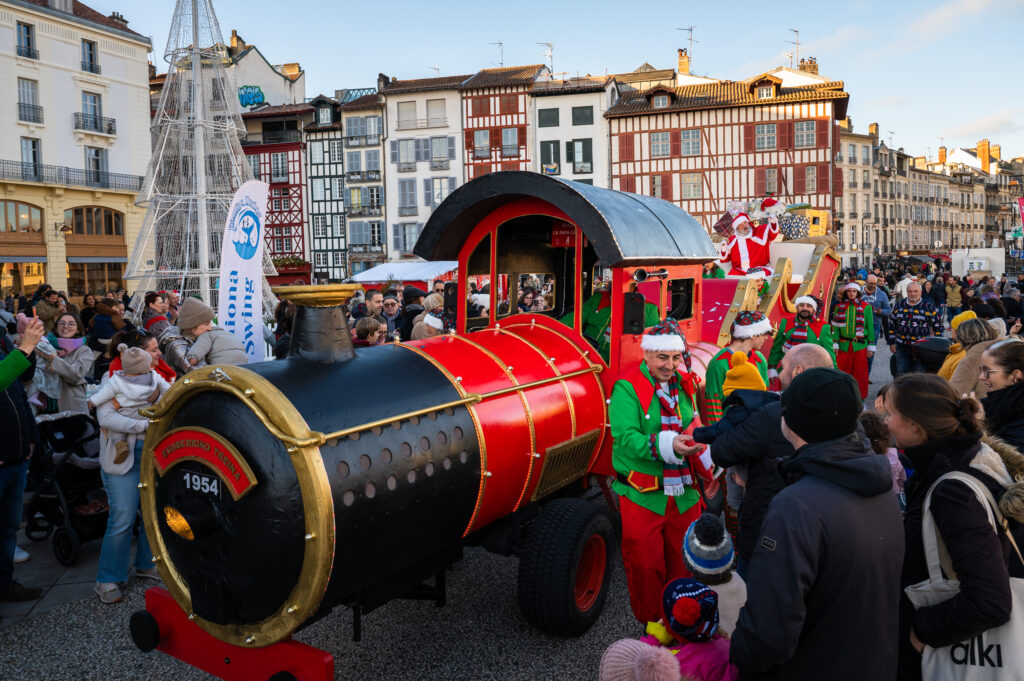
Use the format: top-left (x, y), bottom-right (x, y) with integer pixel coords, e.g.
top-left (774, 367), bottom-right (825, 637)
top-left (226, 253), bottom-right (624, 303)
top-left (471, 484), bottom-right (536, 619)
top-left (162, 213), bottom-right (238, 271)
top-left (862, 181), bottom-right (871, 188)
top-left (241, 130), bottom-right (301, 146)
top-left (16, 44), bottom-right (38, 59)
top-left (397, 161), bottom-right (416, 172)
top-left (347, 203), bottom-right (383, 217)
top-left (344, 134), bottom-right (381, 148)
top-left (350, 243), bottom-right (384, 254)
top-left (473, 146), bottom-right (491, 160)
top-left (574, 161), bottom-right (593, 174)
top-left (0, 159), bottom-right (142, 191)
top-left (74, 113), bottom-right (116, 135)
top-left (849, 211), bottom-right (858, 218)
top-left (346, 169), bottom-right (381, 183)
top-left (270, 172), bottom-right (289, 184)
top-left (395, 117), bottom-right (448, 130)
top-left (81, 60), bottom-right (101, 74)
top-left (397, 205), bottom-right (417, 217)
top-left (429, 158), bottom-right (449, 170)
top-left (501, 145), bottom-right (520, 158)
top-left (18, 103), bottom-right (43, 124)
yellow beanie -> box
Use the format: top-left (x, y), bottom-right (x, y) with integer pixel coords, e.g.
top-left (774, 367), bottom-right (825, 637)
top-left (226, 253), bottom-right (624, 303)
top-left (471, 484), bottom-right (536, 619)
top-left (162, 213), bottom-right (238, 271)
top-left (723, 351), bottom-right (766, 397)
top-left (951, 310), bottom-right (977, 331)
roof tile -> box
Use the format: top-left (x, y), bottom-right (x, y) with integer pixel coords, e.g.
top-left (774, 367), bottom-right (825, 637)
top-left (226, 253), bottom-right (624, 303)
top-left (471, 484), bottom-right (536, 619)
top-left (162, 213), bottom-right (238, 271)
top-left (461, 64), bottom-right (546, 90)
top-left (21, 0), bottom-right (145, 37)
top-left (605, 80), bottom-right (849, 117)
top-left (338, 94), bottom-right (382, 111)
top-left (241, 102), bottom-right (314, 119)
top-left (380, 74), bottom-right (473, 94)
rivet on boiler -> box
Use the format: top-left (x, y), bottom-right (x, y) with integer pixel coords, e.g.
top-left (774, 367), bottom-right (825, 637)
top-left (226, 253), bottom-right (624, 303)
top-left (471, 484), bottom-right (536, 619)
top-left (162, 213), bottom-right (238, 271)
top-left (286, 605), bottom-right (298, 614)
top-left (138, 482), bottom-right (147, 489)
top-left (245, 636), bottom-right (255, 645)
top-left (188, 612), bottom-right (195, 621)
top-left (485, 471), bottom-right (493, 477)
top-left (305, 533), bottom-right (316, 542)
top-left (244, 388), bottom-right (255, 397)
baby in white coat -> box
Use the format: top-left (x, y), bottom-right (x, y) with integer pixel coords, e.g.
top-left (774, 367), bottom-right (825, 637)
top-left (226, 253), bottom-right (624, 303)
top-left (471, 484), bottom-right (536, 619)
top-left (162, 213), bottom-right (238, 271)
top-left (88, 343), bottom-right (171, 464)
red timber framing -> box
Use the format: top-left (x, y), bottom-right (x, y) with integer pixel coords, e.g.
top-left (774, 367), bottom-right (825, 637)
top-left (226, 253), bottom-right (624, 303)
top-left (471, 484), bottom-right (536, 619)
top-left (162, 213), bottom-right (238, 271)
top-left (462, 89), bottom-right (531, 180)
top-left (608, 100), bottom-right (839, 230)
top-left (246, 143), bottom-right (306, 258)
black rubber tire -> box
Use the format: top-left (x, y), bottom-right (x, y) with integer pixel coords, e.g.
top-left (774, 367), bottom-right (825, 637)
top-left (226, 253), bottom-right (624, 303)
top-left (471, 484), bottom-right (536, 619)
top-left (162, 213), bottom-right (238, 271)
top-left (129, 609), bottom-right (161, 652)
top-left (517, 498), bottom-right (614, 636)
top-left (53, 525), bottom-right (81, 567)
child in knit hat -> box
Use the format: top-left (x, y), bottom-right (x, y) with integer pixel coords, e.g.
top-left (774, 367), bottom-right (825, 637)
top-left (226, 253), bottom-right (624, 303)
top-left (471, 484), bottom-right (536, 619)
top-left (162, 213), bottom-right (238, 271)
top-left (599, 639), bottom-right (681, 681)
top-left (176, 297), bottom-right (248, 369)
top-left (681, 514), bottom-right (746, 636)
top-left (641, 578), bottom-right (738, 681)
top-left (88, 343), bottom-right (171, 464)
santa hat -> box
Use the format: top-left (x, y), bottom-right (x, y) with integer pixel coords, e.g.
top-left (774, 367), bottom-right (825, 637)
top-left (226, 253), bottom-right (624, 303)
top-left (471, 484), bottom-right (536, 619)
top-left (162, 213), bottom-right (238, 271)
top-left (760, 197), bottom-right (787, 215)
top-left (423, 307), bottom-right (454, 332)
top-left (841, 282), bottom-right (862, 295)
top-left (470, 293), bottom-right (490, 310)
top-left (730, 311), bottom-right (772, 339)
top-left (641, 318), bottom-right (687, 353)
top-left (661, 578), bottom-right (720, 643)
top-left (793, 295), bottom-right (818, 312)
top-left (731, 213), bottom-right (751, 229)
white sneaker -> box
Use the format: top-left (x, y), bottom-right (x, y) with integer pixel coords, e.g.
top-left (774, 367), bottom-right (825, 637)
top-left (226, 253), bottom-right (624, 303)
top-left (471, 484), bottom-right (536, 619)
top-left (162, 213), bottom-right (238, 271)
top-left (95, 582), bottom-right (122, 604)
top-left (135, 567), bottom-right (162, 581)
top-left (13, 546), bottom-right (29, 563)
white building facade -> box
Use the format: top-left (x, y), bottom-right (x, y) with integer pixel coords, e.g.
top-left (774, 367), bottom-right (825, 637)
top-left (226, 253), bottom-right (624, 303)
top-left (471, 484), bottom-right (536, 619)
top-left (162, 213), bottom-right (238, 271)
top-left (340, 94), bottom-right (385, 274)
top-left (305, 95), bottom-right (346, 282)
top-left (530, 78), bottom-right (617, 188)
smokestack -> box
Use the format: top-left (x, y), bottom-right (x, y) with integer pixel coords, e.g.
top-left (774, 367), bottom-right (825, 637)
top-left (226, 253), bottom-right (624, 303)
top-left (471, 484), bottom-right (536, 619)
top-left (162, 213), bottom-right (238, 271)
top-left (978, 139), bottom-right (991, 174)
top-left (991, 144), bottom-right (1001, 161)
top-left (677, 48), bottom-right (690, 75)
top-left (868, 122), bottom-right (879, 137)
top-left (938, 146), bottom-right (946, 164)
top-left (107, 11), bottom-right (128, 28)
top-left (273, 285), bottom-right (361, 363)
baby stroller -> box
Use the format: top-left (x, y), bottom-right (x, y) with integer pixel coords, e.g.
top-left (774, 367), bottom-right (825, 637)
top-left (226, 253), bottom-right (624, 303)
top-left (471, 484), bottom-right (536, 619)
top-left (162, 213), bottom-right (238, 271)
top-left (24, 411), bottom-right (108, 566)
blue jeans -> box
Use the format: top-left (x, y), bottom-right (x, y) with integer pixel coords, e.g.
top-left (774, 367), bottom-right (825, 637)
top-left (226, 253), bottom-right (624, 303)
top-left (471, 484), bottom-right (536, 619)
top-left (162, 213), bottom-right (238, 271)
top-left (946, 306), bottom-right (962, 323)
top-left (0, 460), bottom-right (28, 590)
top-left (96, 441), bottom-right (152, 583)
top-left (893, 344), bottom-right (925, 376)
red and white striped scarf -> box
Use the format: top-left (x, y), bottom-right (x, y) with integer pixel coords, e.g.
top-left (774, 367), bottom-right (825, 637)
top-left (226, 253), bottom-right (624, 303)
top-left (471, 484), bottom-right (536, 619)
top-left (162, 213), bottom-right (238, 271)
top-left (832, 300), bottom-right (866, 341)
top-left (650, 379), bottom-right (691, 492)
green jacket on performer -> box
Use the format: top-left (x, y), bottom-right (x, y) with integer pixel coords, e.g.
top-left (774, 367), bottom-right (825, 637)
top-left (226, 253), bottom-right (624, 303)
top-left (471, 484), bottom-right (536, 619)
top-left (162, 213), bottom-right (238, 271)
top-left (703, 347), bottom-right (768, 423)
top-left (561, 291), bottom-right (660, 362)
top-left (610, 362), bottom-right (700, 516)
top-left (767, 317), bottom-right (837, 373)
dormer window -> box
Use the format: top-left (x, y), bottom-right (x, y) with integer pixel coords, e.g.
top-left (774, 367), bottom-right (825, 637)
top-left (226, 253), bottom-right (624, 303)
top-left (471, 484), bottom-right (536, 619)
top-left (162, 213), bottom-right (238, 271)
top-left (652, 94), bottom-right (669, 109)
top-left (757, 85), bottom-right (773, 99)
top-left (317, 107), bottom-right (332, 125)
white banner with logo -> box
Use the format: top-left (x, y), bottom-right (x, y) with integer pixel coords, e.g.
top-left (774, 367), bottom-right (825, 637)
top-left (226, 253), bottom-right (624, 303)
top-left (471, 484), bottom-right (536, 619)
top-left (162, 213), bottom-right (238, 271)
top-left (218, 180), bottom-right (269, 363)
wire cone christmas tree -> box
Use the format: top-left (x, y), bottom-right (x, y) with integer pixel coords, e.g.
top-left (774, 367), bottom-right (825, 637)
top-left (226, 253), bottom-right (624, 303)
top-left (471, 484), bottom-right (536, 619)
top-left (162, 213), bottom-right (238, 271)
top-left (125, 0), bottom-right (275, 316)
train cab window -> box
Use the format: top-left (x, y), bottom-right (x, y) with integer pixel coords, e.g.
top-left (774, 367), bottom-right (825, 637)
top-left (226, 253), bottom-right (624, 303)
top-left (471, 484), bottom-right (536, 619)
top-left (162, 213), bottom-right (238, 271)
top-left (517, 273), bottom-right (553, 313)
top-left (495, 215), bottom-right (577, 321)
top-left (667, 278), bottom-right (695, 320)
top-left (466, 233), bottom-right (491, 329)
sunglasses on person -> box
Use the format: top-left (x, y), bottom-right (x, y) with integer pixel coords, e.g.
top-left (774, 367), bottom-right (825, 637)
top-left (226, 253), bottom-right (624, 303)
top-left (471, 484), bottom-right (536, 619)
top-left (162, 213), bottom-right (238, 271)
top-left (383, 301), bottom-right (399, 307)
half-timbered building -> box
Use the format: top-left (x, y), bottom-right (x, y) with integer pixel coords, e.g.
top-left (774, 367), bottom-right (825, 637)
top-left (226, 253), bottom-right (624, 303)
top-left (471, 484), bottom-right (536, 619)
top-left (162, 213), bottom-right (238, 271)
top-left (304, 95), bottom-right (346, 282)
top-left (605, 71), bottom-right (849, 231)
top-left (460, 65), bottom-right (549, 180)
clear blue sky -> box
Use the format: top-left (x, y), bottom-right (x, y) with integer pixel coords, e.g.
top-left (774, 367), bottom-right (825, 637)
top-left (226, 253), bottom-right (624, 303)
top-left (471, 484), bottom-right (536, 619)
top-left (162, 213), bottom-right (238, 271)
top-left (110, 0), bottom-right (1024, 163)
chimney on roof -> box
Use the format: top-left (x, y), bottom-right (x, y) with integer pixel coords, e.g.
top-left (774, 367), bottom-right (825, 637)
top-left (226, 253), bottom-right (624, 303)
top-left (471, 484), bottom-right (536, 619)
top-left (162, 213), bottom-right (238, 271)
top-left (376, 73), bottom-right (389, 92)
top-left (838, 116), bottom-right (851, 130)
top-left (992, 144), bottom-right (1001, 161)
top-left (677, 48), bottom-right (690, 75)
top-left (938, 146), bottom-right (946, 164)
top-left (868, 122), bottom-right (879, 137)
top-left (978, 139), bottom-right (991, 174)
top-left (108, 12), bottom-right (129, 28)
top-left (798, 57), bottom-right (819, 74)
top-left (148, 61), bottom-right (156, 80)
top-left (47, 0), bottom-right (72, 12)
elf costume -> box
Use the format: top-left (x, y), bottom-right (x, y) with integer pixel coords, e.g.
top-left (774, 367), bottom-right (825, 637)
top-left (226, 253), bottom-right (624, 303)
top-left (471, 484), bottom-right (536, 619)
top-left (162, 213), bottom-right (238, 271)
top-left (703, 311), bottom-right (771, 424)
top-left (831, 282), bottom-right (875, 399)
top-left (766, 295), bottom-right (836, 378)
top-left (610, 319), bottom-right (717, 624)
top-left (561, 290), bottom-right (660, 362)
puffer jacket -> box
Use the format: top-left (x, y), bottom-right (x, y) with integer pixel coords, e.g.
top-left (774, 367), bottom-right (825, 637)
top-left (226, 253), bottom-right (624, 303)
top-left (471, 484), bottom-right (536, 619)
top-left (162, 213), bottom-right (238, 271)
top-left (983, 382), bottom-right (1024, 451)
top-left (898, 434), bottom-right (1024, 681)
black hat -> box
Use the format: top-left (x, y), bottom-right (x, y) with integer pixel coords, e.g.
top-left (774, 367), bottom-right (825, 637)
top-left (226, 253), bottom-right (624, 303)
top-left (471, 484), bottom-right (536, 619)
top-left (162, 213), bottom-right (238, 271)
top-left (781, 368), bottom-right (862, 444)
top-left (972, 303), bottom-right (996, 319)
top-left (403, 286), bottom-right (427, 303)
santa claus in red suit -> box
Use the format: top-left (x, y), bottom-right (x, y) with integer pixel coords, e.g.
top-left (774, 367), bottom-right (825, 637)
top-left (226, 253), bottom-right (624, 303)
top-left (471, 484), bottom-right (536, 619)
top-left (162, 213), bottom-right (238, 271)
top-left (718, 208), bottom-right (779, 277)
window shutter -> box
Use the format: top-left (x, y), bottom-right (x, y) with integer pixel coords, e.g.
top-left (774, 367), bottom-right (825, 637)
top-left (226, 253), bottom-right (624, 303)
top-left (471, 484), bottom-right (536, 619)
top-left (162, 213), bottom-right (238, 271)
top-left (424, 178), bottom-right (432, 206)
top-left (390, 140), bottom-right (398, 163)
top-left (744, 124), bottom-right (755, 153)
top-left (565, 141), bottom-right (575, 164)
top-left (834, 167), bottom-right (843, 197)
top-left (344, 187), bottom-right (351, 207)
top-left (816, 119), bottom-right (829, 148)
top-left (582, 138), bottom-right (592, 163)
top-left (670, 131), bottom-right (681, 157)
top-left (623, 176), bottom-right (636, 193)
top-left (448, 177), bottom-right (456, 195)
top-left (540, 142), bottom-right (550, 166)
top-left (517, 126), bottom-right (526, 148)
top-left (490, 128), bottom-right (500, 147)
top-left (794, 165), bottom-right (806, 194)
top-left (464, 130), bottom-right (474, 151)
top-left (553, 142), bottom-right (560, 166)
top-left (392, 224), bottom-right (401, 252)
top-left (448, 136), bottom-right (456, 160)
top-left (660, 173), bottom-right (672, 200)
top-left (415, 139), bottom-right (428, 162)
top-left (777, 122), bottom-right (791, 150)
top-left (817, 164), bottom-right (830, 193)
top-left (619, 133), bottom-right (633, 161)
top-left (755, 167), bottom-right (766, 196)
top-left (779, 166), bottom-right (788, 195)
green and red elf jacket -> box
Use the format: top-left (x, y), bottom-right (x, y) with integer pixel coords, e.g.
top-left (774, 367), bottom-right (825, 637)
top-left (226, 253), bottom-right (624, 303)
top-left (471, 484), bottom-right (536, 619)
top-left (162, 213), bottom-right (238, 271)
top-left (766, 316), bottom-right (837, 378)
top-left (702, 347), bottom-right (768, 423)
top-left (610, 362), bottom-right (703, 515)
top-left (831, 299), bottom-right (876, 353)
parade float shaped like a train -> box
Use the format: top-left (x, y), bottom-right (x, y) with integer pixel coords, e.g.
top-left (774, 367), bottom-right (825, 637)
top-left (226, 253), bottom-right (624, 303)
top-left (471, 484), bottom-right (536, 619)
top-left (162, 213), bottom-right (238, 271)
top-left (129, 172), bottom-right (840, 681)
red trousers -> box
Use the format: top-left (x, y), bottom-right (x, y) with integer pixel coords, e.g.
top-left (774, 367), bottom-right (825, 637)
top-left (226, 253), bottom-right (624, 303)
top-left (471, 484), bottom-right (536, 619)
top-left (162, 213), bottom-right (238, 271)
top-left (620, 496), bottom-right (702, 623)
top-left (837, 346), bottom-right (870, 398)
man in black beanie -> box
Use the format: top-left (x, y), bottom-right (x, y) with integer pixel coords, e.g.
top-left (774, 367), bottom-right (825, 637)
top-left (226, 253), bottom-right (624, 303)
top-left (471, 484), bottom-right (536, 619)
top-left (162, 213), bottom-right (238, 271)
top-left (730, 368), bottom-right (904, 681)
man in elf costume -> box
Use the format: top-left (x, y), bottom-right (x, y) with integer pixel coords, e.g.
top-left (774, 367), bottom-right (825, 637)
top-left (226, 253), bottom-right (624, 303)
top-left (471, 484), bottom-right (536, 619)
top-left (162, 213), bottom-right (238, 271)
top-left (767, 295), bottom-right (836, 383)
top-left (609, 318), bottom-right (717, 624)
top-left (831, 282), bottom-right (875, 398)
top-left (562, 287), bottom-right (660, 363)
top-left (703, 311), bottom-right (772, 424)
top-left (718, 209), bottom-right (779, 278)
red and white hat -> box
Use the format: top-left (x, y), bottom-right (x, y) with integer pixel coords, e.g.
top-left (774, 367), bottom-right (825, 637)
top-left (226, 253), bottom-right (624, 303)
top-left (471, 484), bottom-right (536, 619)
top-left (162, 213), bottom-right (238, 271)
top-left (642, 318), bottom-right (687, 352)
top-left (731, 311), bottom-right (773, 339)
top-left (793, 295), bottom-right (818, 311)
top-left (731, 213), bottom-right (751, 229)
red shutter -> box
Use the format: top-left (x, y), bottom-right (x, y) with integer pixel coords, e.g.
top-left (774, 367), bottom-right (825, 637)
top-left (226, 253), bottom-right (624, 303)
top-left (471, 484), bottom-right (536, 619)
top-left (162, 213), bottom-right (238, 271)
top-left (817, 119), bottom-right (829, 148)
top-left (489, 127), bottom-right (500, 147)
top-left (670, 131), bottom-right (681, 157)
top-left (517, 126), bottom-right (526, 148)
top-left (834, 167), bottom-right (843, 197)
top-left (778, 122), bottom-right (791, 150)
top-left (744, 124), bottom-right (755, 152)
top-left (818, 164), bottom-right (830, 194)
top-left (619, 133), bottom-right (634, 161)
top-left (794, 165), bottom-right (806, 194)
top-left (755, 167), bottom-right (766, 196)
top-left (623, 176), bottom-right (636, 193)
top-left (465, 130), bottom-right (474, 151)
top-left (779, 166), bottom-right (789, 195)
top-left (661, 173), bottom-right (673, 200)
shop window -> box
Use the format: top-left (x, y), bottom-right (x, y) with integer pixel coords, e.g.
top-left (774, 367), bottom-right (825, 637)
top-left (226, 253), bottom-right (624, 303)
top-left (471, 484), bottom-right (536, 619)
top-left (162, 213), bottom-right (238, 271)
top-left (2, 199), bottom-right (43, 233)
top-left (64, 206), bottom-right (124, 236)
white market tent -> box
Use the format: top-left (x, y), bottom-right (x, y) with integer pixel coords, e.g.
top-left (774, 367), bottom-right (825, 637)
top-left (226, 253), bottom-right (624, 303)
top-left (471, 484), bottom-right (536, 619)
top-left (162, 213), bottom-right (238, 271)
top-left (349, 261), bottom-right (458, 284)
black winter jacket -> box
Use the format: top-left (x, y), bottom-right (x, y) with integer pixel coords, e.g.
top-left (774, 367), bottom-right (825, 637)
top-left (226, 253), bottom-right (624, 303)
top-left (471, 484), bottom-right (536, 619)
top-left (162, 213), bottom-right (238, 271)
top-left (705, 394), bottom-right (793, 562)
top-left (0, 349), bottom-right (40, 465)
top-left (982, 382), bottom-right (1024, 452)
top-left (898, 433), bottom-right (1024, 681)
top-left (399, 304), bottom-right (423, 342)
top-left (730, 432), bottom-right (904, 681)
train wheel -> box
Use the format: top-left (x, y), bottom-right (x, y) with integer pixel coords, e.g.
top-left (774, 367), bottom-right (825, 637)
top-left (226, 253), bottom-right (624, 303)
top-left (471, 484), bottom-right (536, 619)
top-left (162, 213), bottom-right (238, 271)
top-left (53, 525), bottom-right (81, 567)
top-left (517, 498), bottom-right (614, 636)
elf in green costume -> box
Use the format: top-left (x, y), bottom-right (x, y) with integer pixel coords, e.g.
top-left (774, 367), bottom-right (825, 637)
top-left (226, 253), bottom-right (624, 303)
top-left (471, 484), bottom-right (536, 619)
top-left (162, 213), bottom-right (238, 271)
top-left (703, 311), bottom-right (772, 424)
top-left (561, 288), bottom-right (660, 362)
top-left (766, 295), bottom-right (836, 383)
top-left (610, 318), bottom-right (717, 624)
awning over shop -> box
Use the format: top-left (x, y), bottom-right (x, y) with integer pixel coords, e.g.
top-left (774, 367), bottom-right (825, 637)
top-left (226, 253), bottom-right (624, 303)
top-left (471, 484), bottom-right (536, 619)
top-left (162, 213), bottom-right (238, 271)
top-left (0, 256), bottom-right (48, 263)
top-left (930, 253), bottom-right (952, 262)
top-left (350, 261), bottom-right (457, 284)
top-left (909, 255), bottom-right (935, 263)
top-left (67, 257), bottom-right (128, 263)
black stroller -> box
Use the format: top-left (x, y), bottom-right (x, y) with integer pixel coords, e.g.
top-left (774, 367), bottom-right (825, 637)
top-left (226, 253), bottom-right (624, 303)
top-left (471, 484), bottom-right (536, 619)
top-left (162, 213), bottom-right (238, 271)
top-left (24, 411), bottom-right (109, 566)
